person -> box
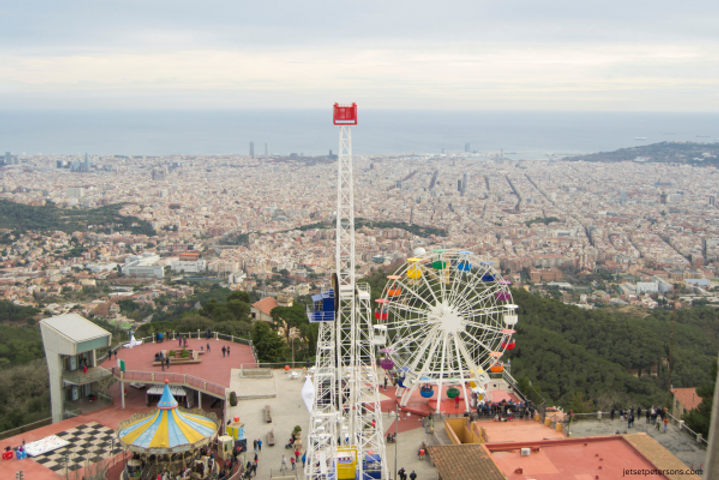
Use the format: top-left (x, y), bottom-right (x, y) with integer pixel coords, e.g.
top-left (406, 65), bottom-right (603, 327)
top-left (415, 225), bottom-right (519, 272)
top-left (166, 357), bottom-right (170, 370)
top-left (290, 456), bottom-right (296, 470)
top-left (161, 358), bottom-right (165, 371)
top-left (409, 470), bottom-right (417, 480)
top-left (251, 462), bottom-right (257, 476)
top-left (184, 338), bottom-right (188, 348)
top-left (254, 451), bottom-right (258, 463)
top-left (663, 416), bottom-right (669, 433)
top-left (207, 343), bottom-right (211, 352)
top-left (637, 406), bottom-right (642, 419)
top-left (454, 395), bottom-right (460, 409)
top-left (610, 408), bottom-right (615, 420)
top-left (280, 455), bottom-right (288, 471)
top-left (383, 377), bottom-right (388, 390)
top-left (398, 467), bottom-right (406, 480)
top-left (646, 408), bottom-right (650, 424)
top-left (227, 346), bottom-right (230, 356)
top-left (253, 439), bottom-right (258, 452)
top-left (294, 448), bottom-right (300, 462)
top-left (302, 452), bottom-right (306, 467)
top-left (83, 363), bottom-right (88, 374)
top-left (628, 412), bottom-right (634, 428)
top-left (257, 439), bottom-right (262, 451)
top-left (179, 337), bottom-right (183, 347)
top-left (222, 346), bottom-right (227, 357)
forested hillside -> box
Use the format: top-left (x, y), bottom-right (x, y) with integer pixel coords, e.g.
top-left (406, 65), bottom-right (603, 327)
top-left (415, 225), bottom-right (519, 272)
top-left (0, 199), bottom-right (156, 236)
top-left (508, 289), bottom-right (719, 410)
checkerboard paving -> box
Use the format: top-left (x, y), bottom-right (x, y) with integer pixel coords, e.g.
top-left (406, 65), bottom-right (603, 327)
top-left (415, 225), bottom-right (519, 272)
top-left (31, 422), bottom-right (123, 472)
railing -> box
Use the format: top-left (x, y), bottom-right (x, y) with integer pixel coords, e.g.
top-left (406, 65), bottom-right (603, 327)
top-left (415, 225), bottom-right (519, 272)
top-left (111, 368), bottom-right (227, 398)
top-left (0, 410), bottom-right (82, 440)
top-left (62, 367), bottom-right (113, 385)
top-left (241, 361), bottom-right (316, 370)
top-left (97, 391), bottom-right (114, 405)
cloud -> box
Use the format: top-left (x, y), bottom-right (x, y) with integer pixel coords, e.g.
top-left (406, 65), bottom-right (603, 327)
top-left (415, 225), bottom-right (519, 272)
top-left (1, 1), bottom-right (718, 110)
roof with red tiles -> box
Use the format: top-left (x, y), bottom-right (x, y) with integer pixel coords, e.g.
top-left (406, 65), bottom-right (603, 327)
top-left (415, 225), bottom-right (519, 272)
top-left (671, 387), bottom-right (702, 412)
top-left (428, 444), bottom-right (506, 480)
top-left (252, 296), bottom-right (279, 316)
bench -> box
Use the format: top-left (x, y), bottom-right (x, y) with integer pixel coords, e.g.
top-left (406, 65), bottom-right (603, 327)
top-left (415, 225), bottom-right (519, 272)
top-left (265, 405), bottom-right (272, 423)
top-left (267, 429), bottom-right (275, 447)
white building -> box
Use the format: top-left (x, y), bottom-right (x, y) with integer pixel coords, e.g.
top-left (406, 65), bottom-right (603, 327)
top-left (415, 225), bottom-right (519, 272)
top-left (171, 259), bottom-right (207, 273)
top-left (123, 253), bottom-right (164, 279)
top-left (636, 281), bottom-right (659, 295)
top-left (40, 314), bottom-right (112, 423)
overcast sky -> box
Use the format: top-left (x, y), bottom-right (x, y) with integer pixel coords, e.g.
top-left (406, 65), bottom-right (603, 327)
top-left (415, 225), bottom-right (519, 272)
top-left (1, 1), bottom-right (718, 111)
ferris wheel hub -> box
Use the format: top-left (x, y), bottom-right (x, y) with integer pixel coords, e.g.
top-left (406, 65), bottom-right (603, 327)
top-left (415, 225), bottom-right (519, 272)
top-left (430, 301), bottom-right (465, 334)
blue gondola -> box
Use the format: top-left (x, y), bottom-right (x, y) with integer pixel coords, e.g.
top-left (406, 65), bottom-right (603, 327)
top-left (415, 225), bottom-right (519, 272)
top-left (457, 261), bottom-right (471, 271)
top-left (420, 386), bottom-right (435, 398)
top-left (481, 274), bottom-right (495, 282)
top-left (307, 289), bottom-right (335, 322)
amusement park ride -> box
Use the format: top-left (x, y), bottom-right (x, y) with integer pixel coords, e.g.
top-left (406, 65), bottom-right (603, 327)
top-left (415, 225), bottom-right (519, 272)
top-left (304, 104), bottom-right (520, 480)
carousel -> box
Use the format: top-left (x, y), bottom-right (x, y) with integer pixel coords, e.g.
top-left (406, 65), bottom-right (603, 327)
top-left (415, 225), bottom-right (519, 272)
top-left (117, 380), bottom-right (221, 479)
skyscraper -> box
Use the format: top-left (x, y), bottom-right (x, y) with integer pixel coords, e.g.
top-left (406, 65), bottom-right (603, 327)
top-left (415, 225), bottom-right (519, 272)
top-left (5, 152), bottom-right (10, 165)
top-left (264, 142), bottom-right (269, 156)
top-left (84, 153), bottom-right (90, 172)
top-left (620, 190), bottom-right (627, 204)
top-left (250, 142), bottom-right (254, 158)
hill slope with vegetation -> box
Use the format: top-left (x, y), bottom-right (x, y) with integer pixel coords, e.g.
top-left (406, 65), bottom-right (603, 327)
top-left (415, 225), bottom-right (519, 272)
top-left (563, 141), bottom-right (719, 165)
top-left (0, 199), bottom-right (156, 236)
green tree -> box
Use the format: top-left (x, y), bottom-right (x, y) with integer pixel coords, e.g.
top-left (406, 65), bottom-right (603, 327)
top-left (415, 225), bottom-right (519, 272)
top-left (252, 321), bottom-right (287, 363)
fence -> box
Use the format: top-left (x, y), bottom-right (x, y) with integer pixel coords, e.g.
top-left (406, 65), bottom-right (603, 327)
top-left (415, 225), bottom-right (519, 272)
top-left (0, 410), bottom-right (79, 440)
top-left (111, 368), bottom-right (227, 398)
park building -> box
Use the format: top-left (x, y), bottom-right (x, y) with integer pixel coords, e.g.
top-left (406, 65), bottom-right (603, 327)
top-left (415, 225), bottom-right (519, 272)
top-left (39, 313), bottom-right (113, 423)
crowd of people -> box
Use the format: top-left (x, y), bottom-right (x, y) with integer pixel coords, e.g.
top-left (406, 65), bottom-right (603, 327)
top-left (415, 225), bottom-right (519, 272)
top-left (610, 405), bottom-right (671, 433)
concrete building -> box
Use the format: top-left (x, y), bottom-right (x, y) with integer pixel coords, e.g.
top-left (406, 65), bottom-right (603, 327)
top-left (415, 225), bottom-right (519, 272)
top-left (123, 253), bottom-right (164, 279)
top-left (636, 281), bottom-right (659, 295)
top-left (39, 313), bottom-right (112, 423)
top-left (171, 258), bottom-right (207, 273)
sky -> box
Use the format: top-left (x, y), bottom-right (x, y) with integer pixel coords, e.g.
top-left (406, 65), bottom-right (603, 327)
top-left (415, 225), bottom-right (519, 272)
top-left (1, 1), bottom-right (718, 111)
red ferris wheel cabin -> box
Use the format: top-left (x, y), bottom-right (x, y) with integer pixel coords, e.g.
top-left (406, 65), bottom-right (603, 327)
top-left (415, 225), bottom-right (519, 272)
top-left (333, 103), bottom-right (357, 125)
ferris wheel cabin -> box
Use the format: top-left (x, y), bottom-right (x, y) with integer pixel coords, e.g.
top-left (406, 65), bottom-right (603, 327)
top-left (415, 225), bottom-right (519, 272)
top-left (307, 289), bottom-right (335, 322)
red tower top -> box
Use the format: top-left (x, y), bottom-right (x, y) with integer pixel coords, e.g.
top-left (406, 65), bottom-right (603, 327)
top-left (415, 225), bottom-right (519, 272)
top-left (333, 103), bottom-right (357, 125)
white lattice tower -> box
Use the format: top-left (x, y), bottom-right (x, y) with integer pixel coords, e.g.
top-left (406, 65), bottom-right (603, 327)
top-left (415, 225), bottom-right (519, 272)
top-left (306, 104), bottom-right (387, 480)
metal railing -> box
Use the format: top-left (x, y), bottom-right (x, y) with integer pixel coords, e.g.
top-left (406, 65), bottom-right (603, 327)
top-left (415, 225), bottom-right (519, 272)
top-left (62, 367), bottom-right (113, 385)
top-left (111, 368), bottom-right (227, 398)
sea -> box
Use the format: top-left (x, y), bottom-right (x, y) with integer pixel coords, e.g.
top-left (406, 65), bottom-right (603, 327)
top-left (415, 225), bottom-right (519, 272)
top-left (0, 110), bottom-right (717, 159)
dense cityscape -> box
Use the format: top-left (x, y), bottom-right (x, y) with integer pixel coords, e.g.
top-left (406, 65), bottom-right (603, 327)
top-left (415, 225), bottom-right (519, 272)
top-left (2, 147), bottom-right (719, 325)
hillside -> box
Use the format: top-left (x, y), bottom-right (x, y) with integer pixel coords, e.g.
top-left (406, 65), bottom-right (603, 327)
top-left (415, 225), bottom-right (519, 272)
top-left (0, 199), bottom-right (156, 236)
top-left (508, 288), bottom-right (719, 409)
top-left (563, 141), bottom-right (719, 165)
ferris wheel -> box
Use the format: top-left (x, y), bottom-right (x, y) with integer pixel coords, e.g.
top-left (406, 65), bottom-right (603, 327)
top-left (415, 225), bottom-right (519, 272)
top-left (377, 248), bottom-right (518, 412)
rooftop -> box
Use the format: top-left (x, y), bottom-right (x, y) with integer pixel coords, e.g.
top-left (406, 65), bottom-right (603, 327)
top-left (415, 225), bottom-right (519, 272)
top-left (671, 387), bottom-right (702, 412)
top-left (40, 313), bottom-right (111, 343)
top-left (252, 296), bottom-right (279, 316)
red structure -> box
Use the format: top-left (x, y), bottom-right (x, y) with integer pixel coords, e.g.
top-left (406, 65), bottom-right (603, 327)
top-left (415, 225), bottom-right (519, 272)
top-left (333, 103), bottom-right (357, 125)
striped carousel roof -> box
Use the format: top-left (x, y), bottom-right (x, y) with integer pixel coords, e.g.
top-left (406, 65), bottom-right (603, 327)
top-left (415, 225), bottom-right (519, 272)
top-left (118, 381), bottom-right (217, 450)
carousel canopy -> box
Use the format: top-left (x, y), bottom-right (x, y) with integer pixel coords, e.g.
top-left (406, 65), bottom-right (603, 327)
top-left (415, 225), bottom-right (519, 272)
top-left (118, 381), bottom-right (218, 452)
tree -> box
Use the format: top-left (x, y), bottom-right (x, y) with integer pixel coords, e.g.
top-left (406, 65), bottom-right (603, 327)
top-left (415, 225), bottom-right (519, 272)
top-left (252, 321), bottom-right (287, 363)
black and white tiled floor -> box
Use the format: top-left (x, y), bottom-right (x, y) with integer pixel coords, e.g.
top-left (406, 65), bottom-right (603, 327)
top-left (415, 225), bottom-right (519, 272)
top-left (32, 422), bottom-right (123, 472)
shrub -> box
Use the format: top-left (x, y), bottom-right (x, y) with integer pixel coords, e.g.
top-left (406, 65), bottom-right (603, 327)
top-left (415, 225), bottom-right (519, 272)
top-left (169, 350), bottom-right (176, 357)
top-left (180, 349), bottom-right (190, 358)
top-left (229, 391), bottom-right (237, 406)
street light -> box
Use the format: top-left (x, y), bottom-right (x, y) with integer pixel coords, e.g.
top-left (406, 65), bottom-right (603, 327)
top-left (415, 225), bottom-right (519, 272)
top-left (394, 402), bottom-right (398, 480)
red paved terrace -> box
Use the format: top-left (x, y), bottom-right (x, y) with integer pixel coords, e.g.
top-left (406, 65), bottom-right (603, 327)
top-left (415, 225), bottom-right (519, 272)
top-left (0, 337), bottom-right (255, 480)
top-left (100, 336), bottom-right (257, 389)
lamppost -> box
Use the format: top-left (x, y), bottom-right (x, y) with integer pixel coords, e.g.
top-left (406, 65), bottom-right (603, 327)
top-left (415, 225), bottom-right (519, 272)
top-left (394, 402), bottom-right (399, 480)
